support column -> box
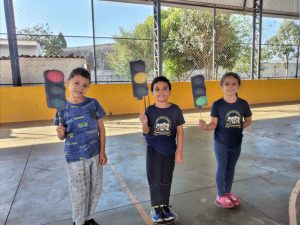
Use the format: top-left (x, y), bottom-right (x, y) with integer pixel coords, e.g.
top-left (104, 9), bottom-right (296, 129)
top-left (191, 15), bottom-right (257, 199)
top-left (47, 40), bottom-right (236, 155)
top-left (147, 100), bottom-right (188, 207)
top-left (251, 0), bottom-right (263, 79)
top-left (153, 0), bottom-right (162, 77)
top-left (4, 0), bottom-right (21, 86)
top-left (91, 0), bottom-right (98, 83)
top-left (212, 6), bottom-right (216, 79)
top-left (296, 43), bottom-right (299, 78)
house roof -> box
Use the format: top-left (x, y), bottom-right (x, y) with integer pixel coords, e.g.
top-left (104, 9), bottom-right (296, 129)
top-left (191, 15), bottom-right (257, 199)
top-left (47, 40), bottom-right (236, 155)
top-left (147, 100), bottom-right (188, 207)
top-left (103, 0), bottom-right (299, 19)
top-left (0, 55), bottom-right (84, 60)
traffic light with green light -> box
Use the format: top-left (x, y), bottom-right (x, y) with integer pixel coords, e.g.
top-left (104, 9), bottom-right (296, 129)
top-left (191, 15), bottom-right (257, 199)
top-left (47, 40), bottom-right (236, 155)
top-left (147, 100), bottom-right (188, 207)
top-left (191, 75), bottom-right (208, 109)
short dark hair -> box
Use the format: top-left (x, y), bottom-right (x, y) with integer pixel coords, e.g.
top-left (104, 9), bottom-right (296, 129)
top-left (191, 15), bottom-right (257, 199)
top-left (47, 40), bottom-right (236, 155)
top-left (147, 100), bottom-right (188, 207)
top-left (220, 72), bottom-right (241, 86)
top-left (68, 67), bottom-right (91, 83)
top-left (151, 76), bottom-right (171, 92)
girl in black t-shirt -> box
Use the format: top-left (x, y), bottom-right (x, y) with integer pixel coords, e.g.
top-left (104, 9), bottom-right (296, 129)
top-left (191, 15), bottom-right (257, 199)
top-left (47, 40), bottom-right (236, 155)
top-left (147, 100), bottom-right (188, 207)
top-left (199, 72), bottom-right (252, 209)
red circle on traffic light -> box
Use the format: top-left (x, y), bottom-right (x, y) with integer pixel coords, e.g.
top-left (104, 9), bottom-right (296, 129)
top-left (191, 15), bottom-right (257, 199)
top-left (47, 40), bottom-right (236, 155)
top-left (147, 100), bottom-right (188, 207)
top-left (46, 70), bottom-right (64, 83)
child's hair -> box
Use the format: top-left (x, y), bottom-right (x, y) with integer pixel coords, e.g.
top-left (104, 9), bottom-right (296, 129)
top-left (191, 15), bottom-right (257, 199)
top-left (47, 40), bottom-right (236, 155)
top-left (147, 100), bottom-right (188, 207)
top-left (68, 67), bottom-right (91, 83)
top-left (220, 72), bottom-right (241, 86)
top-left (151, 76), bottom-right (171, 92)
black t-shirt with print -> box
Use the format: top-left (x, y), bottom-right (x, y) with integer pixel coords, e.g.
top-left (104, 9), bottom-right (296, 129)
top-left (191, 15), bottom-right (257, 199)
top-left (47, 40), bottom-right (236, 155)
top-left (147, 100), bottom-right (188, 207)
top-left (145, 104), bottom-right (185, 155)
top-left (211, 97), bottom-right (252, 148)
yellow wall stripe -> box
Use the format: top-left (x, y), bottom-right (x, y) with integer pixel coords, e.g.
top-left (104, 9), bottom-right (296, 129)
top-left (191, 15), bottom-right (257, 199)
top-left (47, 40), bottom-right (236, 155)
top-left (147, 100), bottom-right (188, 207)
top-left (1, 79), bottom-right (299, 123)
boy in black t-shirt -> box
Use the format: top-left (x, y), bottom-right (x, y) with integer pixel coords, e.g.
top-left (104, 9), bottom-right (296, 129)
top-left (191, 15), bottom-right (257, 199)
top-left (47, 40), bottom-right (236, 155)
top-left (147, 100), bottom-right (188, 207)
top-left (139, 76), bottom-right (185, 223)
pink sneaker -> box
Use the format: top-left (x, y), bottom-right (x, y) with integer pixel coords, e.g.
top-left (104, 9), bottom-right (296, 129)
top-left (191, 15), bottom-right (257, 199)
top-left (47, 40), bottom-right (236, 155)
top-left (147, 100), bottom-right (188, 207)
top-left (215, 195), bottom-right (235, 208)
top-left (226, 193), bottom-right (240, 207)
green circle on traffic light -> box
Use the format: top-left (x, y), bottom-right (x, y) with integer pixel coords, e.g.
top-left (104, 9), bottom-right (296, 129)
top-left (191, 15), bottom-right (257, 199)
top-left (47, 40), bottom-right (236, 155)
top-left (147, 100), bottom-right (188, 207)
top-left (195, 96), bottom-right (207, 106)
top-left (50, 99), bottom-right (66, 109)
top-left (50, 86), bottom-right (64, 95)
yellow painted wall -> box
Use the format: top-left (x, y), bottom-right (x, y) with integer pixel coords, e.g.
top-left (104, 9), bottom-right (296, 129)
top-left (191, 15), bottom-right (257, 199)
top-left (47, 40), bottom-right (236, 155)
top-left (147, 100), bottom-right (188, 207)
top-left (1, 79), bottom-right (300, 123)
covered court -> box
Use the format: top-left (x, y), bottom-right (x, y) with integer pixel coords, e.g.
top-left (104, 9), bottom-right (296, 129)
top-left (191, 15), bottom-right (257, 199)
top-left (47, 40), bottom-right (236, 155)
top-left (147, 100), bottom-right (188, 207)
top-left (1, 102), bottom-right (299, 225)
top-left (1, 0), bottom-right (299, 225)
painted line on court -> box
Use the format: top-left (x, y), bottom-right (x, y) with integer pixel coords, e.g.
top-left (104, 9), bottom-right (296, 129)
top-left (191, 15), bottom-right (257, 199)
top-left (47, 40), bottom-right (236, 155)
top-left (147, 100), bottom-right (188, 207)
top-left (289, 179), bottom-right (300, 225)
top-left (108, 162), bottom-right (153, 225)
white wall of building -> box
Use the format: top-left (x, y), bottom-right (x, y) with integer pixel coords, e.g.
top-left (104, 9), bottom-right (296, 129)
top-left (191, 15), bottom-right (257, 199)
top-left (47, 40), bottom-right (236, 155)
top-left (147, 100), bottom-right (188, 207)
top-left (0, 57), bottom-right (86, 84)
top-left (0, 39), bottom-right (41, 57)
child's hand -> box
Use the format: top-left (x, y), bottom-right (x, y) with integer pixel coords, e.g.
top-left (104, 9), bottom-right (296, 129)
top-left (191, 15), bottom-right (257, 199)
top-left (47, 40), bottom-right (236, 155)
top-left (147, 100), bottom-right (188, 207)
top-left (99, 152), bottom-right (107, 165)
top-left (139, 113), bottom-right (148, 125)
top-left (56, 123), bottom-right (66, 139)
top-left (175, 151), bottom-right (183, 164)
top-left (198, 120), bottom-right (207, 130)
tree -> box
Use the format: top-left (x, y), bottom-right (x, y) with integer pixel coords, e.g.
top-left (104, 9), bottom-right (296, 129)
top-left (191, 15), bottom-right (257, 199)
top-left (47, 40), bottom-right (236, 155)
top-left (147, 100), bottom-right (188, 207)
top-left (43, 32), bottom-right (67, 56)
top-left (265, 20), bottom-right (299, 77)
top-left (18, 24), bottom-right (67, 56)
top-left (106, 17), bottom-right (154, 78)
top-left (106, 8), bottom-right (244, 81)
top-left (213, 14), bottom-right (242, 79)
top-left (231, 16), bottom-right (252, 77)
top-left (162, 8), bottom-right (194, 81)
top-left (106, 9), bottom-right (195, 81)
top-left (171, 10), bottom-right (241, 79)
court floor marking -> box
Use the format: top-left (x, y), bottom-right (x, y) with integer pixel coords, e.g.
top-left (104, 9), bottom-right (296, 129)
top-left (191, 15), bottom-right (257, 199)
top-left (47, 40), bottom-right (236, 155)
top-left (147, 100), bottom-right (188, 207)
top-left (289, 179), bottom-right (300, 225)
top-left (108, 162), bottom-right (153, 225)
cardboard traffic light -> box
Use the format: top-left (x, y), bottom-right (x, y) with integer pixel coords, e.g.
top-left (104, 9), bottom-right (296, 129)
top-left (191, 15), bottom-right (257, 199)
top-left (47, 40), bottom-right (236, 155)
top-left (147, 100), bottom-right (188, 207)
top-left (191, 75), bottom-right (208, 109)
top-left (130, 60), bottom-right (148, 100)
top-left (43, 70), bottom-right (67, 110)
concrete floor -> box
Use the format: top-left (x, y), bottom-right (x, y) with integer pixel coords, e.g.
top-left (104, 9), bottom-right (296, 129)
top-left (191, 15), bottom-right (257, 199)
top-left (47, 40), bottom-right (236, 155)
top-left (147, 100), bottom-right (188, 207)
top-left (0, 102), bottom-right (299, 225)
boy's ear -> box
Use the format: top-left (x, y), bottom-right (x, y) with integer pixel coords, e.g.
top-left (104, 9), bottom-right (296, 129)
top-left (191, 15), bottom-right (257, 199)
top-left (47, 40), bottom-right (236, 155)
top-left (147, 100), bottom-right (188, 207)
top-left (66, 79), bottom-right (69, 85)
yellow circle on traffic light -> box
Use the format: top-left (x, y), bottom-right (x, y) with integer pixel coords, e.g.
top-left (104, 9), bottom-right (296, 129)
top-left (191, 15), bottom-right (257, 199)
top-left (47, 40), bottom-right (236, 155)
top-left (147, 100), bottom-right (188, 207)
top-left (134, 72), bottom-right (147, 84)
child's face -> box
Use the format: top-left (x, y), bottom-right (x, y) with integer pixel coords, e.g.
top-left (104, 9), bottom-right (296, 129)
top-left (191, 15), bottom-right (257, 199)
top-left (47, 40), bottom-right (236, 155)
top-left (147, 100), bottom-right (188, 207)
top-left (67, 75), bottom-right (90, 100)
top-left (221, 76), bottom-right (239, 97)
top-left (152, 81), bottom-right (171, 103)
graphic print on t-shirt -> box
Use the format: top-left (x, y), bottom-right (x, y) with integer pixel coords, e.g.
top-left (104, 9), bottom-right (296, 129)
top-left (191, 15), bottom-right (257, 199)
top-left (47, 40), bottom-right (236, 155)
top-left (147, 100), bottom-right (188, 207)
top-left (153, 116), bottom-right (171, 136)
top-left (225, 110), bottom-right (241, 128)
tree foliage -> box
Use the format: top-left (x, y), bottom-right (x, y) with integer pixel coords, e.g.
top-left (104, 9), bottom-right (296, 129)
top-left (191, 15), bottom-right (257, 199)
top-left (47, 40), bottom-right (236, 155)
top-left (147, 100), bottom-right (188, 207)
top-left (162, 8), bottom-right (194, 81)
top-left (106, 17), bottom-right (154, 78)
top-left (106, 9), bottom-right (247, 80)
top-left (18, 24), bottom-right (67, 56)
top-left (265, 20), bottom-right (299, 77)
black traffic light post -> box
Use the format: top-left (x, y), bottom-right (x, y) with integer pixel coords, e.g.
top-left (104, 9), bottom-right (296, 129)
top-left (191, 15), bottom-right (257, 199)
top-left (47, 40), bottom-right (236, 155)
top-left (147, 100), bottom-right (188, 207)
top-left (129, 60), bottom-right (149, 111)
top-left (130, 60), bottom-right (149, 110)
top-left (43, 70), bottom-right (67, 110)
top-left (191, 75), bottom-right (208, 119)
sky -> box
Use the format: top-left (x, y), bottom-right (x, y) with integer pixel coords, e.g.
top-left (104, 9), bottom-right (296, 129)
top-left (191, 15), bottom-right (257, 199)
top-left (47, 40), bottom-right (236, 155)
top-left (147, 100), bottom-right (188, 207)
top-left (0, 0), bottom-right (297, 47)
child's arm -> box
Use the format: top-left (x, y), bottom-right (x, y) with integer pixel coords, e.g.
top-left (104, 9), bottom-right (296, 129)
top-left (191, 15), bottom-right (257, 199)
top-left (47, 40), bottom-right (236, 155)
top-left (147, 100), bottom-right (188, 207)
top-left (199, 117), bottom-right (218, 130)
top-left (175, 125), bottom-right (184, 163)
top-left (98, 118), bottom-right (107, 165)
top-left (56, 123), bottom-right (66, 140)
top-left (243, 116), bottom-right (252, 128)
top-left (139, 113), bottom-right (150, 134)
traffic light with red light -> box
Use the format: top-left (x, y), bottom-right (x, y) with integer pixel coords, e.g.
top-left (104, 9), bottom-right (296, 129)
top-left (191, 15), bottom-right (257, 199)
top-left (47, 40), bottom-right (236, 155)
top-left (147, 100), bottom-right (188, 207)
top-left (130, 60), bottom-right (148, 100)
top-left (191, 75), bottom-right (208, 109)
top-left (43, 70), bottom-right (67, 110)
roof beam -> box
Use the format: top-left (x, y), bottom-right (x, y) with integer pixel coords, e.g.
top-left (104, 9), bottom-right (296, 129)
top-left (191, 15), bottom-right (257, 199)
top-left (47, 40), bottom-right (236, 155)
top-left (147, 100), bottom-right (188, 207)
top-left (103, 0), bottom-right (299, 19)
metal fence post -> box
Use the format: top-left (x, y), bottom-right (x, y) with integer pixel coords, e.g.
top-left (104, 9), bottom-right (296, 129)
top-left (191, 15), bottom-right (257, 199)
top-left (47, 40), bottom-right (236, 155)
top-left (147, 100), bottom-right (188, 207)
top-left (4, 0), bottom-right (21, 86)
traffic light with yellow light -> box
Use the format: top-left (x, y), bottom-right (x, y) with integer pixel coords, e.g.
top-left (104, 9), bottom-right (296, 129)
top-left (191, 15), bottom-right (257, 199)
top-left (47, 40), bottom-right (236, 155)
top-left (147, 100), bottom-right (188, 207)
top-left (130, 60), bottom-right (148, 100)
top-left (191, 75), bottom-right (208, 109)
top-left (44, 70), bottom-right (67, 110)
